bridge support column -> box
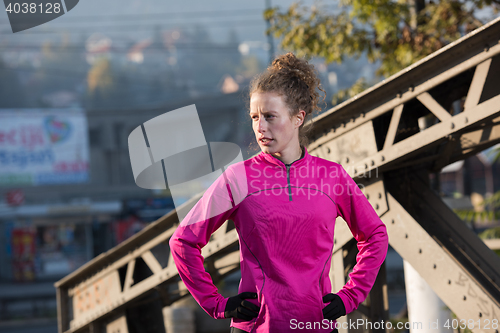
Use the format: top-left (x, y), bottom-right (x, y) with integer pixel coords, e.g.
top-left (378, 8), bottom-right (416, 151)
top-left (403, 260), bottom-right (453, 333)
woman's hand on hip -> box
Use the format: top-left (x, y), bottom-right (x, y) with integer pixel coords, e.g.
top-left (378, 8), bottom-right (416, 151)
top-left (322, 293), bottom-right (346, 321)
top-left (224, 292), bottom-right (260, 321)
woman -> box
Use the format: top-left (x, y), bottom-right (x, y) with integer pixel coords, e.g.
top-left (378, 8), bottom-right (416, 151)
top-left (169, 53), bottom-right (389, 333)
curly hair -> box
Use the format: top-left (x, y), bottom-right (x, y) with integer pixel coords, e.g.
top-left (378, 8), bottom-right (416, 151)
top-left (249, 52), bottom-right (326, 148)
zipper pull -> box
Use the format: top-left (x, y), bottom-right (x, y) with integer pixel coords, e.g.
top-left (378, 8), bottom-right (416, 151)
top-left (286, 164), bottom-right (292, 201)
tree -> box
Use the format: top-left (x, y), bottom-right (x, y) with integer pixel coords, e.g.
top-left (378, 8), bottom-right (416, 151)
top-left (86, 57), bottom-right (117, 109)
top-left (264, 0), bottom-right (500, 103)
top-left (85, 57), bottom-right (137, 109)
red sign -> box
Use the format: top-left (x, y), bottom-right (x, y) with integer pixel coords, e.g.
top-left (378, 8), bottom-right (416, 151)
top-left (6, 189), bottom-right (24, 206)
top-left (114, 215), bottom-right (146, 244)
top-left (12, 227), bottom-right (36, 281)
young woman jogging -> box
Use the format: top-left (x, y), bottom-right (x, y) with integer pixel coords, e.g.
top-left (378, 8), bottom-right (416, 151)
top-left (169, 52), bottom-right (389, 333)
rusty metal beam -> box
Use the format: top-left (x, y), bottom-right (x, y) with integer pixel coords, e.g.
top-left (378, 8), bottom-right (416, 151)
top-left (381, 190), bottom-right (500, 330)
top-left (385, 169), bottom-right (500, 297)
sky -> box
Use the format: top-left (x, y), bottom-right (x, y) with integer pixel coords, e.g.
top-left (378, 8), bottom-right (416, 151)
top-left (0, 0), bottom-right (332, 45)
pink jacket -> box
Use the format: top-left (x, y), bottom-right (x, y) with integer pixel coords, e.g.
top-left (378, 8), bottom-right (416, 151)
top-left (169, 146), bottom-right (388, 332)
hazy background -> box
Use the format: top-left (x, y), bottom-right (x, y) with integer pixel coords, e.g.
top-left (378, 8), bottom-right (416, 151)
top-left (0, 0), bottom-right (378, 112)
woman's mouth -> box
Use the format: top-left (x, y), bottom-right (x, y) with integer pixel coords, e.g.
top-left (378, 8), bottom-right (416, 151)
top-left (260, 138), bottom-right (273, 145)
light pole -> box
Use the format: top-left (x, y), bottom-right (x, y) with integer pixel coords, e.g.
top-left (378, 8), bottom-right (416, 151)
top-left (265, 0), bottom-right (275, 64)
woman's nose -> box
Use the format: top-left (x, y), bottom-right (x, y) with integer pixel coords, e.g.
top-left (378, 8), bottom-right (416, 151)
top-left (257, 118), bottom-right (266, 133)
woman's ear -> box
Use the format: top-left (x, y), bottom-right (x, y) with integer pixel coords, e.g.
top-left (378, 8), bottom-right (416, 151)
top-left (296, 110), bottom-right (306, 128)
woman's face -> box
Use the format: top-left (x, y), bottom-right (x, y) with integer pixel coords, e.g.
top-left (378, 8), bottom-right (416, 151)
top-left (249, 91), bottom-right (303, 155)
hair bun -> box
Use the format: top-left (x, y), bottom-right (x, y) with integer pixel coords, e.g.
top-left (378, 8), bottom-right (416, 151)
top-left (270, 53), bottom-right (316, 99)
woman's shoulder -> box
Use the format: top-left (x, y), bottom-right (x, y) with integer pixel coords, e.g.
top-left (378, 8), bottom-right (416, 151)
top-left (310, 154), bottom-right (344, 169)
top-left (307, 155), bottom-right (348, 180)
top-left (224, 157), bottom-right (257, 173)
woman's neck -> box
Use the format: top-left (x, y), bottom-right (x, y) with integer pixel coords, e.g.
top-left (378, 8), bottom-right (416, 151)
top-left (271, 144), bottom-right (303, 165)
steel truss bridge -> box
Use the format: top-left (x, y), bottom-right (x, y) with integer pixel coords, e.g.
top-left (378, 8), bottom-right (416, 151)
top-left (56, 17), bottom-right (500, 333)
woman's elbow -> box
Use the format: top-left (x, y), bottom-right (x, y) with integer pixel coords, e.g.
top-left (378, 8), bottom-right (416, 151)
top-left (369, 222), bottom-right (389, 252)
top-left (376, 222), bottom-right (389, 254)
top-left (169, 232), bottom-right (200, 253)
top-left (168, 235), bottom-right (178, 250)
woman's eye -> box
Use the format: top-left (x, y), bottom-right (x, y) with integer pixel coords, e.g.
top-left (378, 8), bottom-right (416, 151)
top-left (250, 115), bottom-right (273, 120)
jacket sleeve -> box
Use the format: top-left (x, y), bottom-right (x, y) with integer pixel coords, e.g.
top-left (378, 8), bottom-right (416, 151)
top-left (168, 167), bottom-right (241, 319)
top-left (334, 165), bottom-right (389, 314)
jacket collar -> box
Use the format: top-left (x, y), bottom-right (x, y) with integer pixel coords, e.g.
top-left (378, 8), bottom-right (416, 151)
top-left (259, 145), bottom-right (310, 169)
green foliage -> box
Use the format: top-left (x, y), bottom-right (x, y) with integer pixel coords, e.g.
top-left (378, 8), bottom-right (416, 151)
top-left (454, 195), bottom-right (500, 256)
top-left (85, 57), bottom-right (123, 109)
top-left (265, 0), bottom-right (500, 104)
top-left (489, 144), bottom-right (500, 163)
top-left (478, 226), bottom-right (500, 239)
top-left (454, 208), bottom-right (476, 226)
top-left (331, 77), bottom-right (370, 104)
top-left (454, 191), bottom-right (500, 224)
top-left (87, 58), bottom-right (114, 95)
top-left (479, 226), bottom-right (500, 256)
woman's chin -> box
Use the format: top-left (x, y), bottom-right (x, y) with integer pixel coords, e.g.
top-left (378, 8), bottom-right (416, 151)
top-left (260, 146), bottom-right (273, 153)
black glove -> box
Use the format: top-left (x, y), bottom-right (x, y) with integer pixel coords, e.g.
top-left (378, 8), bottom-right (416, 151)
top-left (322, 293), bottom-right (346, 321)
top-left (224, 292), bottom-right (260, 321)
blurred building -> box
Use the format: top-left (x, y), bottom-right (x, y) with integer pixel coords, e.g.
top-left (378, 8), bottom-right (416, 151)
top-left (439, 147), bottom-right (500, 228)
top-left (440, 150), bottom-right (500, 198)
top-left (0, 91), bottom-right (251, 321)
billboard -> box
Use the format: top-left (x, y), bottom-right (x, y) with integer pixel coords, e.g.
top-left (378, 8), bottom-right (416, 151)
top-left (0, 109), bottom-right (89, 186)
